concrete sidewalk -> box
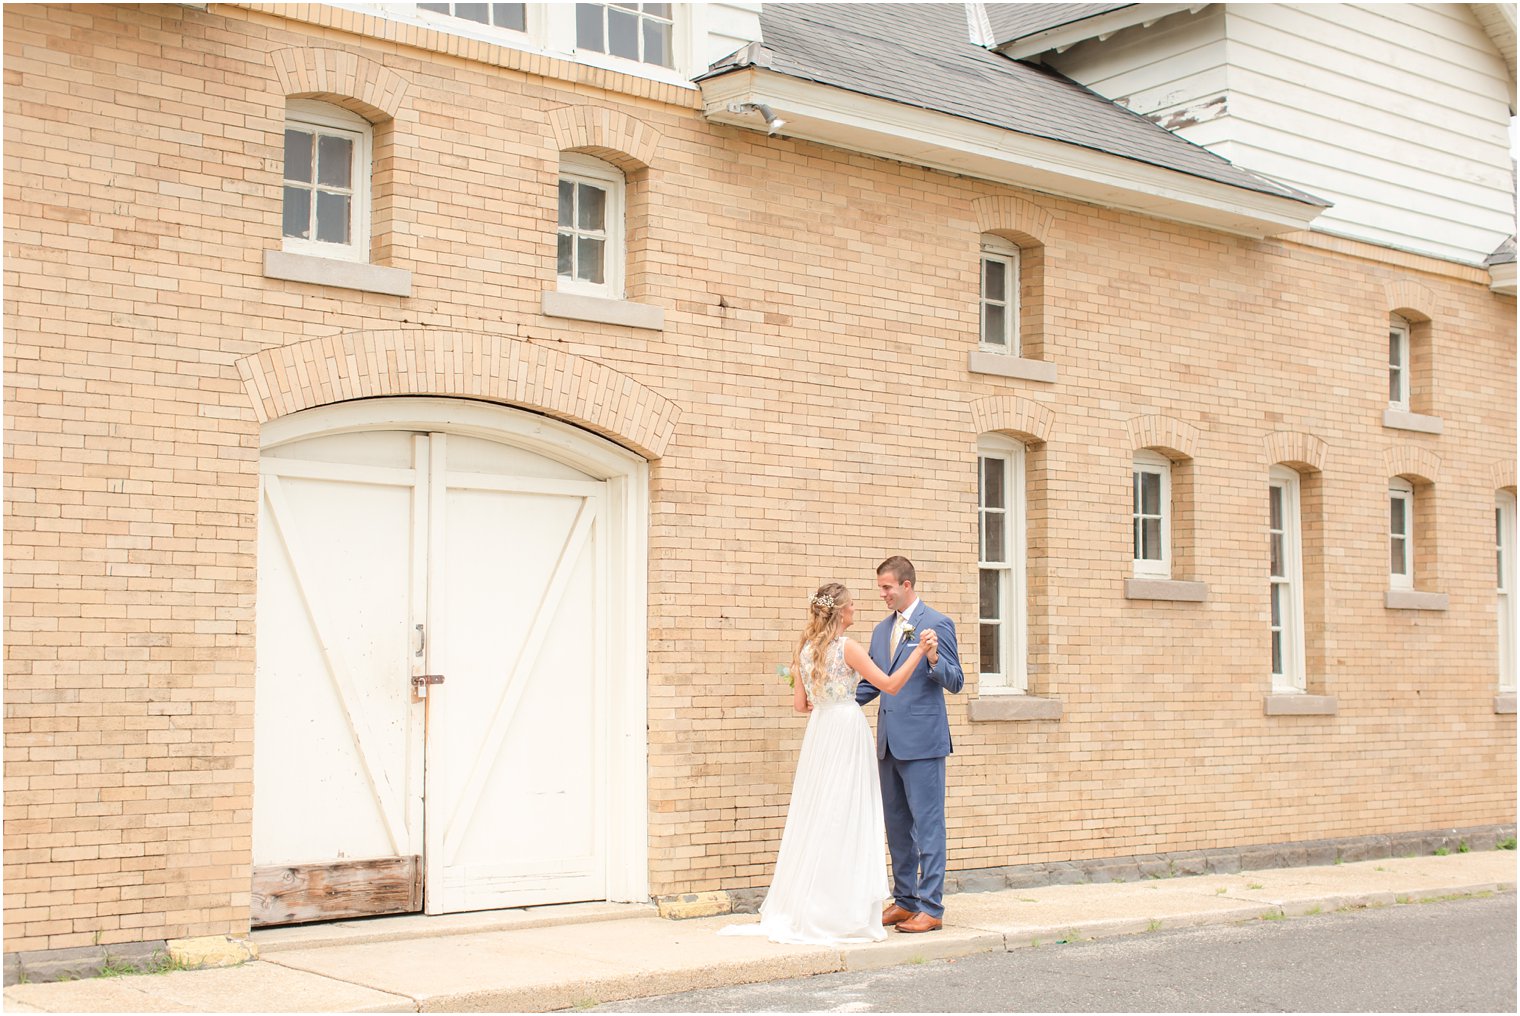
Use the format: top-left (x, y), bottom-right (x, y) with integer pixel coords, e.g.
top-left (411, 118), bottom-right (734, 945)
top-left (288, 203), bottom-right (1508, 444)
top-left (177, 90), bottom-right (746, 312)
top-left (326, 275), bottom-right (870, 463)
top-left (6, 851), bottom-right (1514, 1013)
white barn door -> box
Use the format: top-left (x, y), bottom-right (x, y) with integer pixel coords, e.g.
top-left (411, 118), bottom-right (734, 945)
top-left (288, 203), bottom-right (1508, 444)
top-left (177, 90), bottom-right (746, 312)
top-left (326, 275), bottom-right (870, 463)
top-left (253, 401), bottom-right (646, 924)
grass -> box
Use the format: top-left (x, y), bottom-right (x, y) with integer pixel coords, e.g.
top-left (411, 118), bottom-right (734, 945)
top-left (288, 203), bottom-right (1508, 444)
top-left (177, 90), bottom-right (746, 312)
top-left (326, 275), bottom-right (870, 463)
top-left (96, 950), bottom-right (186, 979)
top-left (572, 998), bottom-right (600, 1010)
top-left (1260, 910), bottom-right (1286, 922)
top-left (1247, 883), bottom-right (1264, 890)
top-left (1499, 837), bottom-right (1516, 851)
top-left (1434, 847), bottom-right (1450, 856)
top-left (1147, 919), bottom-right (1163, 932)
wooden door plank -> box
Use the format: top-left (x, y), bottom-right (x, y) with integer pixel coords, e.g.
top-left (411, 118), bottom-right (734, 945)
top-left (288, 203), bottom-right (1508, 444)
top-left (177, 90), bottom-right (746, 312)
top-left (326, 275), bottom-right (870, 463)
top-left (252, 856), bottom-right (422, 927)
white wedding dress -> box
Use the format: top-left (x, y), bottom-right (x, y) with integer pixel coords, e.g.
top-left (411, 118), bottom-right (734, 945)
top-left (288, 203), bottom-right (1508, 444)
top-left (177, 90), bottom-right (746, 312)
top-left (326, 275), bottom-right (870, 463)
top-left (719, 636), bottom-right (889, 944)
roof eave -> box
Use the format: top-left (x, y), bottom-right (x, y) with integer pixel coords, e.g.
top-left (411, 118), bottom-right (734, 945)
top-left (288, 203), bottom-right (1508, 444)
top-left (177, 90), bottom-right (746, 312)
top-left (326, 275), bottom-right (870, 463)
top-left (699, 68), bottom-right (1326, 239)
top-left (994, 3), bottom-right (1204, 61)
top-left (1490, 259), bottom-right (1517, 296)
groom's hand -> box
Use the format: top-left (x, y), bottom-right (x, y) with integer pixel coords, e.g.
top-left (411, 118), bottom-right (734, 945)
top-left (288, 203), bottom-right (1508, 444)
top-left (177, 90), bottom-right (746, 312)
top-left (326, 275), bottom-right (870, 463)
top-left (922, 629), bottom-right (939, 666)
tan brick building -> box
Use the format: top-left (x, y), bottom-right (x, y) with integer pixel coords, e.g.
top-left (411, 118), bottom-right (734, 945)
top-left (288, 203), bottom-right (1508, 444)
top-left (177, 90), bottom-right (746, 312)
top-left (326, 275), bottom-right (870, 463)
top-left (4, 2), bottom-right (1515, 964)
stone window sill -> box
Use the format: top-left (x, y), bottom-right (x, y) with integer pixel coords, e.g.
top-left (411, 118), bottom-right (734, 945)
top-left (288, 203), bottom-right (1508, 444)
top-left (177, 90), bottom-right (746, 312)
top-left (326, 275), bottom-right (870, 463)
top-left (1264, 693), bottom-right (1338, 716)
top-left (1496, 693), bottom-right (1516, 714)
top-left (1124, 578), bottom-right (1208, 602)
top-left (263, 250), bottom-right (412, 297)
top-left (967, 350), bottom-right (1057, 383)
top-left (542, 290), bottom-right (664, 330)
top-left (1382, 408), bottom-right (1443, 435)
top-left (967, 694), bottom-right (1062, 722)
top-left (1385, 589), bottom-right (1448, 611)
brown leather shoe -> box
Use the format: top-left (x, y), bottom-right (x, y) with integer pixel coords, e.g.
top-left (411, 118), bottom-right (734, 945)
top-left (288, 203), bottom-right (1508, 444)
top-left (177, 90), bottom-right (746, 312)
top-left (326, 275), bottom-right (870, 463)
top-left (895, 912), bottom-right (943, 933)
top-left (881, 904), bottom-right (916, 927)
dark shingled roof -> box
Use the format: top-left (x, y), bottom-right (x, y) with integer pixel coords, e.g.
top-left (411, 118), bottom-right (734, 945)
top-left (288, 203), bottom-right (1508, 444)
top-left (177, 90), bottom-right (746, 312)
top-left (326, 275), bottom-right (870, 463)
top-left (1487, 235), bottom-right (1516, 266)
top-left (702, 4), bottom-right (1325, 206)
top-left (983, 3), bottom-right (1133, 49)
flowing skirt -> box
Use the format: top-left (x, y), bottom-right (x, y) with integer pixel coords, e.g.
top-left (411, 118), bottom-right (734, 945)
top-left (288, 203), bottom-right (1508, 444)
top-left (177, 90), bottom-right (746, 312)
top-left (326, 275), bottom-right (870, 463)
top-left (719, 702), bottom-right (889, 944)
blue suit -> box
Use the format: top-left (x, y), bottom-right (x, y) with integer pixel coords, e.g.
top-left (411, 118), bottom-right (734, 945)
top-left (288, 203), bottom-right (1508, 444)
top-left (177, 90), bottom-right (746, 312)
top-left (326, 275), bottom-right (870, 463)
top-left (856, 602), bottom-right (964, 918)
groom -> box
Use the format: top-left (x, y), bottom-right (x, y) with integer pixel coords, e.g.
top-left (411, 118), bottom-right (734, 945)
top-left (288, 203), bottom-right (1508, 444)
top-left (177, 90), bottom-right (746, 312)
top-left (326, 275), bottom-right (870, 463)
top-left (857, 556), bottom-right (964, 933)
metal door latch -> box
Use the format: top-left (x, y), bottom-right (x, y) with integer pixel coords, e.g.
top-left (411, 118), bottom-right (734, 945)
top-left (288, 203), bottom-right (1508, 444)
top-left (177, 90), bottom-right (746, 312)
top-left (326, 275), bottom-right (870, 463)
top-left (411, 674), bottom-right (444, 698)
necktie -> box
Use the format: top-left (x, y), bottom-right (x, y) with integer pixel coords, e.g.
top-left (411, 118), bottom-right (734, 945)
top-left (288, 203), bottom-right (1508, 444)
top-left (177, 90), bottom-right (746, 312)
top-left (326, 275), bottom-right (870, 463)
top-left (891, 613), bottom-right (905, 654)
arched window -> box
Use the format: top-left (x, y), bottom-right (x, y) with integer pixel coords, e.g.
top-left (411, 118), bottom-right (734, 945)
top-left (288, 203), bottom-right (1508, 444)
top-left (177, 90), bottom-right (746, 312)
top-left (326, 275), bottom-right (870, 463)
top-left (977, 434), bottom-right (1027, 693)
top-left (282, 100), bottom-right (372, 262)
top-left (557, 153), bottom-right (626, 299)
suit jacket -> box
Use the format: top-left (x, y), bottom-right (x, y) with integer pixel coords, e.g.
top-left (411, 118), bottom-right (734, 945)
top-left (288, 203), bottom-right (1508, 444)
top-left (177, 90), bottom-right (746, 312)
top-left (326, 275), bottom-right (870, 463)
top-left (856, 602), bottom-right (965, 760)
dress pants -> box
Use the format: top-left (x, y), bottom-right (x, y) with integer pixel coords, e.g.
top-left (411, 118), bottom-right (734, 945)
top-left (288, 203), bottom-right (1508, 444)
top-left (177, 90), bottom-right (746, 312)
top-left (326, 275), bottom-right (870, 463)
top-left (878, 751), bottom-right (947, 919)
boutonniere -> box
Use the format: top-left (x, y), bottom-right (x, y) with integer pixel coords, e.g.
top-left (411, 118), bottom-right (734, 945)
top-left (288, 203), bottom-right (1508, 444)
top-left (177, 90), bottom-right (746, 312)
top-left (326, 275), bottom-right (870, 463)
top-left (900, 622), bottom-right (917, 644)
top-left (777, 664), bottom-right (794, 689)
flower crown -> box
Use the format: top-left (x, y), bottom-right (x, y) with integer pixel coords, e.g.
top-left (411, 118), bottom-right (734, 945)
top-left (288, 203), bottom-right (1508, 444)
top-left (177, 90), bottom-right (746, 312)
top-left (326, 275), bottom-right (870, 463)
top-left (809, 593), bottom-right (839, 610)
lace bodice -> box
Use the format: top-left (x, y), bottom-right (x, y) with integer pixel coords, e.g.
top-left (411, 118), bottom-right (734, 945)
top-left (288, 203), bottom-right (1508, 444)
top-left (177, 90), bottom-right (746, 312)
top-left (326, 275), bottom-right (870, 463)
top-left (801, 636), bottom-right (859, 706)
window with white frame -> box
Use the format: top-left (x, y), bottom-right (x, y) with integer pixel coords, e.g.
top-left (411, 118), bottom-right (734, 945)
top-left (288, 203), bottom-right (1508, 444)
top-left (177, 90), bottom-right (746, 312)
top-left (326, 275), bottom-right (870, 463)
top-left (1388, 314), bottom-right (1410, 410)
top-left (1269, 467), bottom-right (1305, 692)
top-left (283, 100), bottom-right (371, 262)
top-left (978, 436), bottom-right (1027, 693)
top-left (980, 238), bottom-right (1020, 356)
top-left (1499, 491), bottom-right (1516, 691)
top-left (1132, 451), bottom-right (1171, 579)
top-left (576, 2), bottom-right (673, 67)
top-left (557, 154), bottom-right (625, 299)
top-left (417, 2), bottom-right (526, 32)
top-left (1389, 479), bottom-right (1415, 590)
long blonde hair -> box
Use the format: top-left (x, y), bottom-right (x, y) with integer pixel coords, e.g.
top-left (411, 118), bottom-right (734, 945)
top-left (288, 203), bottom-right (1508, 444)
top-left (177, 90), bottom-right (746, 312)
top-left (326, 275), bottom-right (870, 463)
top-left (793, 582), bottom-right (850, 697)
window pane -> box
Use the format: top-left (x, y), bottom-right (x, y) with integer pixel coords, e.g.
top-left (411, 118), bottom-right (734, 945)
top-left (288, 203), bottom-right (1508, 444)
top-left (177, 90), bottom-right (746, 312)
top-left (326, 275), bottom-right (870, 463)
top-left (981, 456), bottom-right (1004, 509)
top-left (454, 2), bottom-right (489, 23)
top-left (607, 6), bottom-right (639, 59)
top-left (645, 2), bottom-right (671, 16)
top-left (1271, 584), bottom-right (1281, 627)
top-left (284, 129), bottom-right (314, 184)
top-left (981, 302), bottom-right (1006, 348)
top-left (980, 623), bottom-right (1000, 675)
top-left (492, 3), bottom-right (525, 29)
top-left (1269, 486), bottom-right (1282, 531)
top-left (314, 191), bottom-right (350, 244)
top-left (643, 17), bottom-right (670, 67)
top-left (984, 512), bottom-right (1004, 563)
top-left (577, 182), bottom-right (606, 231)
top-left (316, 134), bottom-right (352, 189)
top-left (419, 3), bottom-right (450, 13)
top-left (983, 257), bottom-right (1005, 302)
top-left (1133, 516), bottom-right (1142, 561)
top-left (576, 3), bottom-right (604, 51)
top-left (282, 186), bottom-right (311, 239)
top-left (558, 179), bottom-right (574, 228)
top-left (1389, 329), bottom-right (1403, 368)
top-left (1391, 535), bottom-right (1407, 575)
top-left (1389, 365), bottom-right (1402, 403)
top-left (557, 232), bottom-right (573, 277)
top-left (1140, 471), bottom-right (1161, 516)
top-left (577, 237), bottom-right (605, 284)
top-left (1270, 532), bottom-right (1283, 579)
top-left (979, 569), bottom-right (999, 618)
top-left (1142, 518), bottom-right (1162, 560)
top-left (1271, 629), bottom-right (1283, 676)
top-left (1390, 495), bottom-right (1406, 536)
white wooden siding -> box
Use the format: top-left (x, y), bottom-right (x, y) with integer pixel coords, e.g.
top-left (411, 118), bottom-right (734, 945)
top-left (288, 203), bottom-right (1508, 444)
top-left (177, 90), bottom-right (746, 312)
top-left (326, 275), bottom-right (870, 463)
top-left (1049, 3), bottom-right (1515, 266)
top-left (697, 1), bottom-right (763, 69)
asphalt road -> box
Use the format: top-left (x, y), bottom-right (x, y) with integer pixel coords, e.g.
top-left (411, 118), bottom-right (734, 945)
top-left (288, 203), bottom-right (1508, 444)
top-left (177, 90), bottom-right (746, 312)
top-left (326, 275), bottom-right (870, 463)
top-left (593, 892), bottom-right (1516, 1013)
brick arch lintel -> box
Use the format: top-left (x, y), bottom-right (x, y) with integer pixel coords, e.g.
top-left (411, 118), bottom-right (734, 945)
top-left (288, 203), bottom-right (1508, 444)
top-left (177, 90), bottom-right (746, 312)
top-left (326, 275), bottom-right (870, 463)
top-left (1265, 430), bottom-right (1329, 473)
top-left (271, 47), bottom-right (411, 122)
top-left (548, 105), bottom-right (663, 173)
top-left (969, 395), bottom-right (1053, 445)
top-left (1384, 278), bottom-right (1438, 321)
top-left (1384, 444), bottom-right (1442, 485)
top-left (1493, 459), bottom-right (1516, 492)
top-left (971, 194), bottom-right (1053, 248)
top-left (1127, 414), bottom-right (1201, 461)
top-left (237, 329), bottom-right (679, 460)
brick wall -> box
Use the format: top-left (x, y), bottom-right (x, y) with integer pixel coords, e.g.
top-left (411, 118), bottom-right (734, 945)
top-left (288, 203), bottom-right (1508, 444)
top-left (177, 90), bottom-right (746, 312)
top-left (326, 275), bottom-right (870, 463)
top-left (4, 2), bottom-right (1514, 951)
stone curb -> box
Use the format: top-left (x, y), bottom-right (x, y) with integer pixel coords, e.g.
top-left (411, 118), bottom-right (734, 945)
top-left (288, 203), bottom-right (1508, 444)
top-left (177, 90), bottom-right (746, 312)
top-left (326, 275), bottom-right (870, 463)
top-left (414, 881), bottom-right (1516, 1011)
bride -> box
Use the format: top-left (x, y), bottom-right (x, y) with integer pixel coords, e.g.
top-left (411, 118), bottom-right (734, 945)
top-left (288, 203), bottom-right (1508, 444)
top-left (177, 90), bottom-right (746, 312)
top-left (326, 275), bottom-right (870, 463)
top-left (721, 582), bottom-right (936, 944)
